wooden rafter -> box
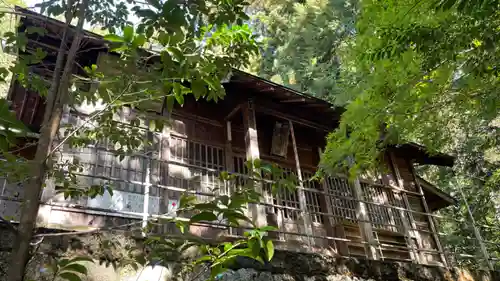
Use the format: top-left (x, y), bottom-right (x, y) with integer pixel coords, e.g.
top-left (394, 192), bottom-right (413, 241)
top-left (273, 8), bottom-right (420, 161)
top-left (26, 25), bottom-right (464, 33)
top-left (280, 98), bottom-right (306, 103)
top-left (225, 104), bottom-right (241, 121)
top-left (255, 105), bottom-right (332, 131)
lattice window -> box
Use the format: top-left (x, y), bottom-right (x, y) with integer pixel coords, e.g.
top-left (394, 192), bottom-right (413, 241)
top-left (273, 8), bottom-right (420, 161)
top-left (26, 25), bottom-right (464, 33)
top-left (168, 135), bottom-right (225, 169)
top-left (325, 176), bottom-right (357, 223)
top-left (233, 157), bottom-right (301, 222)
top-left (164, 135), bottom-right (226, 196)
top-left (361, 182), bottom-right (405, 231)
top-left (278, 189), bottom-right (299, 220)
top-left (302, 171), bottom-right (324, 224)
top-left (58, 112), bottom-right (162, 214)
top-left (61, 112), bottom-right (149, 195)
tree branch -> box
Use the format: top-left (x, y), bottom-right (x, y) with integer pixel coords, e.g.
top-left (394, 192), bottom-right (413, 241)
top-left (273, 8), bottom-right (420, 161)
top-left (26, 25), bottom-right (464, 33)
top-left (48, 81), bottom-right (132, 156)
top-left (0, 215), bottom-right (17, 233)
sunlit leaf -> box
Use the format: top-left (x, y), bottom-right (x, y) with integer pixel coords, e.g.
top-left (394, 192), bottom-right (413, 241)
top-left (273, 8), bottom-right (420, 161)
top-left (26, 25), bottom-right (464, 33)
top-left (264, 239), bottom-right (274, 261)
top-left (103, 34), bottom-right (124, 42)
top-left (58, 272), bottom-right (82, 281)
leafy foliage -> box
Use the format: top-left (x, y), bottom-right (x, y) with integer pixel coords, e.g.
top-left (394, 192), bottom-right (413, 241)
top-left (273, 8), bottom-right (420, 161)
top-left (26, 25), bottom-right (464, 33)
top-left (246, 0), bottom-right (357, 102)
top-left (0, 0), bottom-right (275, 278)
top-left (44, 256), bottom-right (94, 281)
top-left (103, 159), bottom-right (294, 280)
top-left (317, 0), bottom-right (500, 268)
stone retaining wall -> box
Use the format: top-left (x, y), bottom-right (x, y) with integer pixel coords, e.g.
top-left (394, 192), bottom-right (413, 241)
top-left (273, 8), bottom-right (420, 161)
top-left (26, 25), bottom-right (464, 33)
top-left (0, 226), bottom-right (497, 281)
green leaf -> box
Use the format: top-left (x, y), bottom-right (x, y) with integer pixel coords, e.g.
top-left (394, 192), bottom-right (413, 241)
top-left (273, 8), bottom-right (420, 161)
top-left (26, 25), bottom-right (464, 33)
top-left (254, 255), bottom-right (265, 264)
top-left (175, 92), bottom-right (184, 105)
top-left (194, 255), bottom-right (213, 264)
top-left (106, 186), bottom-right (114, 196)
top-left (61, 263), bottom-right (88, 275)
top-left (194, 202), bottom-right (218, 210)
top-left (210, 264), bottom-right (225, 280)
top-left (166, 95), bottom-right (175, 113)
top-left (191, 79), bottom-right (206, 100)
top-left (167, 46), bottom-right (184, 62)
top-left (146, 0), bottom-right (162, 9)
top-left (58, 258), bottom-right (70, 267)
top-left (175, 220), bottom-right (187, 233)
top-left (179, 194), bottom-right (196, 208)
top-left (135, 9), bottom-right (157, 20)
top-left (264, 239), bottom-right (274, 261)
top-left (103, 34), bottom-right (124, 42)
top-left (190, 212), bottom-right (217, 223)
top-left (222, 242), bottom-right (232, 252)
top-left (222, 210), bottom-right (251, 224)
top-left (219, 195), bottom-right (229, 206)
top-left (58, 272), bottom-right (82, 281)
top-left (259, 226), bottom-right (278, 232)
top-left (68, 256), bottom-right (94, 264)
top-left (123, 26), bottom-right (134, 42)
top-left (253, 159), bottom-right (262, 169)
top-left (132, 34), bottom-right (146, 47)
top-left (248, 237), bottom-right (260, 257)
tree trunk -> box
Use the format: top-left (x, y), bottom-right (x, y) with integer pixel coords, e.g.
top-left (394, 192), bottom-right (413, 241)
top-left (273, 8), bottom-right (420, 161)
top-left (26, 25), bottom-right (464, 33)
top-left (42, 0), bottom-right (75, 118)
top-left (7, 0), bottom-right (89, 279)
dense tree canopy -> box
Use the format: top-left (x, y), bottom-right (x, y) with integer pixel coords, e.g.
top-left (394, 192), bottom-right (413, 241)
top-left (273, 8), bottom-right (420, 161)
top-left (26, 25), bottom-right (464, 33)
top-left (0, 0), bottom-right (25, 98)
top-left (246, 0), bottom-right (357, 102)
top-left (319, 0), bottom-right (500, 267)
top-left (246, 0), bottom-right (499, 268)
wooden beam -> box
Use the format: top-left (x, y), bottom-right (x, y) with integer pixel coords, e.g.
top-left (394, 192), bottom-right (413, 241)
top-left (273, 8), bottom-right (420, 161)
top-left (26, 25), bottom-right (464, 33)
top-left (351, 175), bottom-right (380, 260)
top-left (224, 120), bottom-right (234, 174)
top-left (171, 110), bottom-right (222, 127)
top-left (289, 120), bottom-right (313, 246)
top-left (408, 161), bottom-right (449, 267)
top-left (160, 109), bottom-right (171, 221)
top-left (280, 98), bottom-right (306, 103)
top-left (260, 87), bottom-right (275, 92)
top-left (242, 99), bottom-right (266, 227)
top-left (141, 125), bottom-right (152, 231)
top-left (302, 103), bottom-right (329, 108)
top-left (390, 152), bottom-right (425, 264)
top-left (317, 148), bottom-right (337, 249)
top-left (225, 120), bottom-right (236, 236)
top-left (225, 104), bottom-right (242, 121)
top-left (255, 105), bottom-right (331, 132)
top-left (6, 76), bottom-right (17, 101)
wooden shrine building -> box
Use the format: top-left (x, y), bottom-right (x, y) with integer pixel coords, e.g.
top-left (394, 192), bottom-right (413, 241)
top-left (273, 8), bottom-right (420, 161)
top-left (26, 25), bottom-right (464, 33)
top-left (0, 7), bottom-right (458, 267)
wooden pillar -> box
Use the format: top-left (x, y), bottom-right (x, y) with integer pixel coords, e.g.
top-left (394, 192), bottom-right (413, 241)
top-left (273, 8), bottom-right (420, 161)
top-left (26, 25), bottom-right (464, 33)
top-left (224, 120), bottom-right (237, 235)
top-left (224, 121), bottom-right (234, 173)
top-left (242, 99), bottom-right (266, 227)
top-left (351, 176), bottom-right (380, 260)
top-left (142, 120), bottom-right (153, 230)
top-left (317, 148), bottom-right (336, 248)
top-left (142, 160), bottom-right (152, 229)
top-left (409, 161), bottom-right (449, 267)
top-left (389, 152), bottom-right (424, 263)
top-left (159, 105), bottom-right (172, 233)
top-left (289, 120), bottom-right (313, 246)
top-left (6, 77), bottom-right (16, 101)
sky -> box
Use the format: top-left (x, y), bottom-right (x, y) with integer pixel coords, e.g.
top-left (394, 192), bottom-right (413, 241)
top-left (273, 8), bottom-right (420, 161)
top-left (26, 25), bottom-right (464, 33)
top-left (24, 0), bottom-right (140, 29)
